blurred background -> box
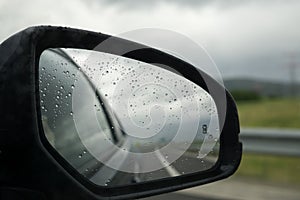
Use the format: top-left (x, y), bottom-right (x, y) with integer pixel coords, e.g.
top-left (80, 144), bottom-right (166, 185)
top-left (1, 0), bottom-right (299, 199)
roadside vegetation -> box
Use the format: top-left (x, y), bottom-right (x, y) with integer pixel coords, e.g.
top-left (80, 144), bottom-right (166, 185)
top-left (237, 97), bottom-right (300, 129)
top-left (232, 96), bottom-right (300, 185)
top-left (236, 153), bottom-right (300, 186)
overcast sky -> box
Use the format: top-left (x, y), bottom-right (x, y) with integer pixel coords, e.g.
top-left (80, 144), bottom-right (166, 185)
top-left (1, 0), bottom-right (300, 82)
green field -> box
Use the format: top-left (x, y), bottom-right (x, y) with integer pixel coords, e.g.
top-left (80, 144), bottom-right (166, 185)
top-left (236, 154), bottom-right (300, 186)
top-left (237, 98), bottom-right (300, 129)
top-left (234, 98), bottom-right (300, 185)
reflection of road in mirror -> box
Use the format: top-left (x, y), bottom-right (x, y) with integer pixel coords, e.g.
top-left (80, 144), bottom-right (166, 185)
top-left (88, 135), bottom-right (218, 187)
top-left (39, 48), bottom-right (221, 187)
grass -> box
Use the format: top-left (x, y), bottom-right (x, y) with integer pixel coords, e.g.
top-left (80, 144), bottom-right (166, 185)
top-left (237, 98), bottom-right (300, 129)
top-left (234, 98), bottom-right (300, 185)
top-left (236, 153), bottom-right (300, 186)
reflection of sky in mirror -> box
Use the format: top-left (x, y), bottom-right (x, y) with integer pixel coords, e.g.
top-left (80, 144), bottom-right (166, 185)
top-left (64, 49), bottom-right (219, 146)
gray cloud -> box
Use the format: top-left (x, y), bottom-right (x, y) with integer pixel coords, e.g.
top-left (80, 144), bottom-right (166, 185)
top-left (1, 0), bottom-right (300, 82)
top-left (91, 0), bottom-right (286, 10)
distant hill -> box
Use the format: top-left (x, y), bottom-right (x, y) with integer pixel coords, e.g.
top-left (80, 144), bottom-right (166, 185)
top-left (223, 78), bottom-right (300, 97)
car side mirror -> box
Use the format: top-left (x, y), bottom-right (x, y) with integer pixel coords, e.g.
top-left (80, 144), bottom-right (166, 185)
top-left (0, 26), bottom-right (242, 200)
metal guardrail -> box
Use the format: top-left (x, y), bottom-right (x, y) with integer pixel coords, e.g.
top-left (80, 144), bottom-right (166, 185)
top-left (240, 128), bottom-right (300, 156)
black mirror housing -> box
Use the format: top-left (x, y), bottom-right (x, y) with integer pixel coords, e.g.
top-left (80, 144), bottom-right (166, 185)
top-left (0, 26), bottom-right (242, 200)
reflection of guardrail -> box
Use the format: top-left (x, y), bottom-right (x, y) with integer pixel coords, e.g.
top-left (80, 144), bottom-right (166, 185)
top-left (240, 128), bottom-right (300, 157)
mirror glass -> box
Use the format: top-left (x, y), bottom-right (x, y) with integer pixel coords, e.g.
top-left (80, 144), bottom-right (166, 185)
top-left (39, 48), bottom-right (220, 187)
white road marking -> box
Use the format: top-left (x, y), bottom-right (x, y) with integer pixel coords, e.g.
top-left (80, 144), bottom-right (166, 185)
top-left (155, 150), bottom-right (181, 177)
top-left (90, 139), bottom-right (131, 185)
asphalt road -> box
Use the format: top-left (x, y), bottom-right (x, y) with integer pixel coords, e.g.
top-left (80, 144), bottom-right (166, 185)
top-left (141, 193), bottom-right (227, 200)
top-left (88, 139), bottom-right (217, 187)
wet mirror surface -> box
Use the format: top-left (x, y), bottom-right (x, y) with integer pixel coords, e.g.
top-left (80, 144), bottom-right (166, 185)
top-left (39, 48), bottom-right (220, 187)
